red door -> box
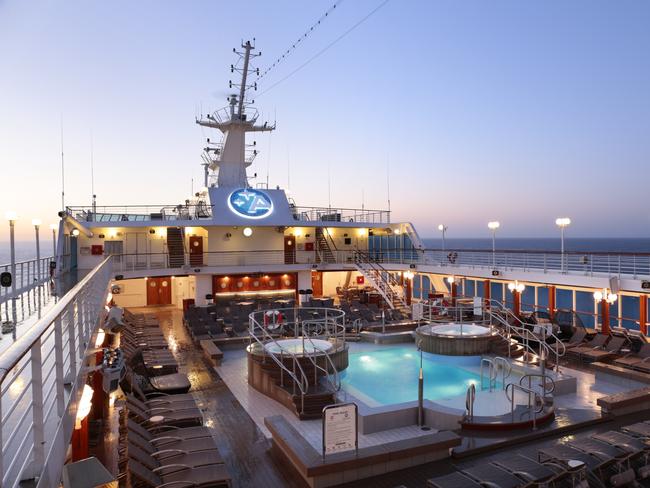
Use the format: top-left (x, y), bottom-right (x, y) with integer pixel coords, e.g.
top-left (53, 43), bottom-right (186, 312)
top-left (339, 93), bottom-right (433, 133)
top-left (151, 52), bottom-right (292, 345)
top-left (146, 277), bottom-right (172, 306)
top-left (311, 271), bottom-right (323, 297)
top-left (189, 236), bottom-right (204, 266)
top-left (284, 236), bottom-right (296, 264)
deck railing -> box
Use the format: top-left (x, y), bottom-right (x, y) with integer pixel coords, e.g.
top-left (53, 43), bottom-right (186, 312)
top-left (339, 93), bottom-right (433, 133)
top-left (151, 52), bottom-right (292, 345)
top-left (107, 247), bottom-right (650, 280)
top-left (0, 256), bottom-right (112, 487)
top-left (0, 256), bottom-right (55, 327)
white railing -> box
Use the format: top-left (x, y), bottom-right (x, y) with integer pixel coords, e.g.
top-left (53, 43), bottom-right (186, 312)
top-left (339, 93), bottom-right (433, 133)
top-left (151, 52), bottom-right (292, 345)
top-left (421, 249), bottom-right (650, 279)
top-left (105, 247), bottom-right (650, 281)
top-left (1, 256), bottom-right (55, 326)
top-left (0, 257), bottom-right (112, 487)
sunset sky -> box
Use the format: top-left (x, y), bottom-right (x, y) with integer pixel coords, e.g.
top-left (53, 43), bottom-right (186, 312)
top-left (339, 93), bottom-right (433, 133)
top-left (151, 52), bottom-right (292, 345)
top-left (1, 0), bottom-right (649, 241)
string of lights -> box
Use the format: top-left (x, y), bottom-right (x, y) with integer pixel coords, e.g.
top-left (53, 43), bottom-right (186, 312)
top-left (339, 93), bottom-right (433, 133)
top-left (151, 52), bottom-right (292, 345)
top-left (255, 0), bottom-right (391, 99)
top-left (256, 0), bottom-right (345, 82)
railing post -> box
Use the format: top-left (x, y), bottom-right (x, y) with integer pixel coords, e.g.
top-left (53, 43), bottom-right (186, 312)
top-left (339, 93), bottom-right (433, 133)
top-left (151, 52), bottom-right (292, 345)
top-left (29, 338), bottom-right (46, 479)
top-left (67, 302), bottom-right (77, 383)
top-left (53, 315), bottom-right (66, 417)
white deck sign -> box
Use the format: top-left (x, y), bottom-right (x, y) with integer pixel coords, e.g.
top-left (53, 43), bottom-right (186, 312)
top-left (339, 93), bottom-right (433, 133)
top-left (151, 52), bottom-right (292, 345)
top-left (322, 403), bottom-right (358, 457)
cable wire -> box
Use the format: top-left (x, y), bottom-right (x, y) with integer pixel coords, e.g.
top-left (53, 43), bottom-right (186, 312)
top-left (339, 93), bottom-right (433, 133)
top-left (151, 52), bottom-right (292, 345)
top-left (256, 0), bottom-right (391, 99)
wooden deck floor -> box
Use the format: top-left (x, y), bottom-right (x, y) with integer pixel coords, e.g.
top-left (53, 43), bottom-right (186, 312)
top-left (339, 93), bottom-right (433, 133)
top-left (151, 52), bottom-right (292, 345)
top-left (96, 305), bottom-right (306, 488)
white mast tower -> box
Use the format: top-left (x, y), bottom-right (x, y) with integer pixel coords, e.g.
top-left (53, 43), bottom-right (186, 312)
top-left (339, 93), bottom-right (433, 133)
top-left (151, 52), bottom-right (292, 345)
top-left (197, 40), bottom-right (275, 189)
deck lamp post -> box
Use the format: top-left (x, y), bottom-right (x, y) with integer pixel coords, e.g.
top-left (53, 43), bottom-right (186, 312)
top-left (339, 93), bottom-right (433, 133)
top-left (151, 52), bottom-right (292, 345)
top-left (594, 288), bottom-right (617, 335)
top-left (555, 218), bottom-right (571, 273)
top-left (403, 270), bottom-right (414, 306)
top-left (488, 221), bottom-right (500, 268)
top-left (446, 276), bottom-right (458, 307)
top-left (49, 223), bottom-right (57, 256)
top-left (507, 280), bottom-right (525, 317)
top-left (6, 211), bottom-right (18, 339)
top-left (437, 224), bottom-right (447, 252)
top-left (32, 219), bottom-right (42, 319)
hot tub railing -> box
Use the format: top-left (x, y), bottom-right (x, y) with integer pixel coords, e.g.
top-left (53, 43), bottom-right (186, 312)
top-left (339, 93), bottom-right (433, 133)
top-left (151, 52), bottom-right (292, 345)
top-left (300, 322), bottom-right (342, 394)
top-left (505, 383), bottom-right (544, 430)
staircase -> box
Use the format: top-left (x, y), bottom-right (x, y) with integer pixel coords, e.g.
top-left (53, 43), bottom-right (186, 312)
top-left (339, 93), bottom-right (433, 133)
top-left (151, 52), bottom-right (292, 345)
top-left (166, 227), bottom-right (185, 268)
top-left (315, 227), bottom-right (336, 263)
top-left (353, 251), bottom-right (408, 311)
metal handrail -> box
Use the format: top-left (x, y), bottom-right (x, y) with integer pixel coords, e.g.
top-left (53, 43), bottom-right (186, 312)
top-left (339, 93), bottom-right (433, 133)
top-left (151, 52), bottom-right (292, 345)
top-left (520, 374), bottom-right (556, 396)
top-left (505, 383), bottom-right (544, 429)
top-left (480, 358), bottom-right (497, 392)
top-left (248, 315), bottom-right (309, 402)
top-left (494, 356), bottom-right (512, 389)
top-left (299, 320), bottom-right (343, 394)
top-left (0, 256), bottom-right (113, 487)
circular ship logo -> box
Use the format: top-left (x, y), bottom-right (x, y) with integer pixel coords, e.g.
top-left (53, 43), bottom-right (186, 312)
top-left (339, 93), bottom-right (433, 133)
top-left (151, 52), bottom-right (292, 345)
top-left (227, 188), bottom-right (274, 219)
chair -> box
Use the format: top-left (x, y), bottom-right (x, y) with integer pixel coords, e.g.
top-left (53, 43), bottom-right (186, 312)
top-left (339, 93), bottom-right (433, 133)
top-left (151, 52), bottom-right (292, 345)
top-left (127, 400), bottom-right (203, 428)
top-left (580, 335), bottom-right (628, 362)
top-left (128, 440), bottom-right (223, 472)
top-left (492, 454), bottom-right (566, 485)
top-left (127, 418), bottom-right (212, 442)
top-left (565, 333), bottom-right (610, 359)
top-left (427, 471), bottom-right (482, 488)
top-left (125, 458), bottom-right (231, 488)
top-left (614, 343), bottom-right (650, 369)
top-left (461, 464), bottom-right (531, 488)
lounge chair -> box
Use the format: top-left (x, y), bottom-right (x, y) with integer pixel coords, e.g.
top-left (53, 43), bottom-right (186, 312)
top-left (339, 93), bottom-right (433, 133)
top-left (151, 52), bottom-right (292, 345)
top-left (427, 471), bottom-right (482, 488)
top-left (580, 335), bottom-right (629, 362)
top-left (592, 431), bottom-right (650, 470)
top-left (567, 437), bottom-right (632, 464)
top-left (631, 358), bottom-right (650, 374)
top-left (127, 399), bottom-right (203, 428)
top-left (554, 328), bottom-right (588, 352)
top-left (125, 458), bottom-right (231, 487)
top-left (462, 464), bottom-right (530, 488)
top-left (125, 368), bottom-right (192, 396)
top-left (492, 454), bottom-right (566, 485)
top-left (128, 441), bottom-right (223, 472)
top-left (623, 422), bottom-right (650, 438)
top-left (127, 393), bottom-right (198, 413)
top-left (565, 334), bottom-right (610, 359)
top-left (127, 418), bottom-right (212, 442)
top-left (128, 428), bottom-right (219, 458)
top-left (614, 343), bottom-right (650, 369)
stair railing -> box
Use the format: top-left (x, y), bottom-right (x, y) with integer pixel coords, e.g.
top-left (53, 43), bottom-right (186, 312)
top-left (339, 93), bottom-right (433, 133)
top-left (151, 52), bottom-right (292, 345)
top-left (519, 373), bottom-right (555, 398)
top-left (300, 319), bottom-right (343, 394)
top-left (352, 250), bottom-right (407, 309)
top-left (493, 356), bottom-right (512, 389)
top-left (249, 313), bottom-right (309, 413)
top-left (505, 382), bottom-right (544, 430)
top-left (480, 358), bottom-right (497, 392)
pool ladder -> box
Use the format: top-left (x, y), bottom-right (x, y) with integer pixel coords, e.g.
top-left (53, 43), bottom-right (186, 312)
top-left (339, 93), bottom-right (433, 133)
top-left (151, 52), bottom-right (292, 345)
top-left (465, 383), bottom-right (476, 421)
top-left (480, 356), bottom-right (512, 392)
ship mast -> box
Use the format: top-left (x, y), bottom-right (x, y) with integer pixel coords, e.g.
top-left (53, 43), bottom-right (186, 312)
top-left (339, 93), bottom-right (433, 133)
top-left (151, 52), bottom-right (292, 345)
top-left (196, 40), bottom-right (275, 189)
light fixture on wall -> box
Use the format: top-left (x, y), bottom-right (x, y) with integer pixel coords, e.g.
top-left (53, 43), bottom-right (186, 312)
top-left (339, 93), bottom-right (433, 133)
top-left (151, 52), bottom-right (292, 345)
top-left (243, 227), bottom-right (253, 237)
top-left (508, 280), bottom-right (525, 293)
top-left (594, 288), bottom-right (617, 304)
top-left (72, 229), bottom-right (80, 237)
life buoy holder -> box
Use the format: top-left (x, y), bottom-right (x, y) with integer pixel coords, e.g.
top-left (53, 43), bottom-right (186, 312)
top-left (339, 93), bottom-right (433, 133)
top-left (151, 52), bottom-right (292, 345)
top-left (447, 252), bottom-right (458, 264)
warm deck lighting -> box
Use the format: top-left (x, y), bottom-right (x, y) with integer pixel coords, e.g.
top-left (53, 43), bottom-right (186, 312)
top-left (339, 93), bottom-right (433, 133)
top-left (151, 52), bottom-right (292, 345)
top-left (72, 229), bottom-right (80, 236)
top-left (508, 281), bottom-right (525, 293)
top-left (31, 218), bottom-right (42, 227)
top-left (75, 384), bottom-right (94, 429)
top-left (5, 211), bottom-right (17, 221)
top-left (403, 271), bottom-right (415, 280)
top-left (487, 221), bottom-right (500, 230)
top-left (49, 223), bottom-right (57, 230)
top-left (594, 288), bottom-right (617, 304)
top-left (243, 227), bottom-right (253, 237)
top-left (446, 276), bottom-right (456, 284)
top-left (555, 217), bottom-right (571, 228)
top-left (95, 328), bottom-right (106, 348)
top-left (393, 228), bottom-right (401, 235)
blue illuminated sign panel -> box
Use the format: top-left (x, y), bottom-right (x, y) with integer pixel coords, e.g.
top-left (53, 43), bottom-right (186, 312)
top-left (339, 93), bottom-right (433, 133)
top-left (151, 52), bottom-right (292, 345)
top-left (227, 188), bottom-right (274, 219)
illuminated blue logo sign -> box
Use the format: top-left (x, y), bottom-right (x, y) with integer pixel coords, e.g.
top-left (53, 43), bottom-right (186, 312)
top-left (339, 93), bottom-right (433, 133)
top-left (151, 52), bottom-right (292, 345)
top-left (227, 188), bottom-right (274, 219)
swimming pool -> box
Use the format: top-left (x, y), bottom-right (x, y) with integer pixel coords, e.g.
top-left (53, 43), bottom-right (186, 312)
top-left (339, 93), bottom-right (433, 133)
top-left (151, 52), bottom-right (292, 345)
top-left (339, 346), bottom-right (488, 407)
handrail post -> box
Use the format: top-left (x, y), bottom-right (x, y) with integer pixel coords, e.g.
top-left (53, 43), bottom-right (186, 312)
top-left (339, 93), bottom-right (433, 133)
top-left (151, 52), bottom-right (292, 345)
top-left (54, 316), bottom-right (66, 416)
top-left (29, 337), bottom-right (46, 479)
top-left (67, 302), bottom-right (77, 383)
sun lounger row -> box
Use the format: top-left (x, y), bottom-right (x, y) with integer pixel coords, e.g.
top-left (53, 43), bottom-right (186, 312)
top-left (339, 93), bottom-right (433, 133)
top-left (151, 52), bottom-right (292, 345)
top-left (428, 421), bottom-right (650, 488)
top-left (117, 389), bottom-right (231, 487)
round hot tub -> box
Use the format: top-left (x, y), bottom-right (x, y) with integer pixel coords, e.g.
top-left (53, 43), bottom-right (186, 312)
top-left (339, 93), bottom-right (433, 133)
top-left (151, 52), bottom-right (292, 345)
top-left (429, 323), bottom-right (491, 337)
top-left (263, 338), bottom-right (333, 355)
top-left (415, 322), bottom-right (496, 355)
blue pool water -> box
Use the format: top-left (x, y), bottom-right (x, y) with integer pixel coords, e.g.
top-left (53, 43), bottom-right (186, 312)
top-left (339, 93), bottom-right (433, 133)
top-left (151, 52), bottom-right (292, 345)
top-left (339, 346), bottom-right (487, 407)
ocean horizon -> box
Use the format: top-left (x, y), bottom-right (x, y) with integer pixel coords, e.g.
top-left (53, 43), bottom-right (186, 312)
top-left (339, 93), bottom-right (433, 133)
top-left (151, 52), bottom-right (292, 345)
top-left (0, 237), bottom-right (648, 266)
